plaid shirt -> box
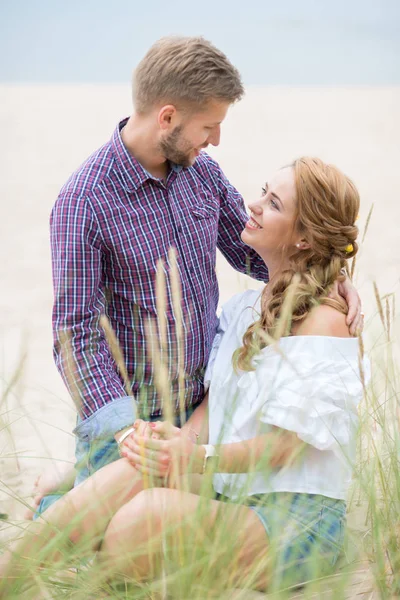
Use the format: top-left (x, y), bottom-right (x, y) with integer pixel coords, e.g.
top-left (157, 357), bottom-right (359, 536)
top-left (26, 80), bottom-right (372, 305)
top-left (50, 119), bottom-right (268, 436)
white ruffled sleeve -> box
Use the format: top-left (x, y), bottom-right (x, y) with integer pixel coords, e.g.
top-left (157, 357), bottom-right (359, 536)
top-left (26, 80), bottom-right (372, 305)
top-left (204, 291), bottom-right (256, 391)
top-left (257, 351), bottom-right (370, 456)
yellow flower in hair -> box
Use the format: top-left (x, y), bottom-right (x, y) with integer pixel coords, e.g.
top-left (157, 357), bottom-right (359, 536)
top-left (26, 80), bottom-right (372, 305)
top-left (345, 243), bottom-right (354, 254)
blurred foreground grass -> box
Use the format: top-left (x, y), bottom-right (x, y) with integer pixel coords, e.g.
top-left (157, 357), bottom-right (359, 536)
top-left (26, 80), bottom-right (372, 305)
top-left (0, 270), bottom-right (399, 599)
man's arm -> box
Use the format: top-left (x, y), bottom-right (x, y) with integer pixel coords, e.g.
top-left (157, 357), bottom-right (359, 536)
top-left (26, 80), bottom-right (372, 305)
top-left (51, 192), bottom-right (137, 442)
top-left (212, 162), bottom-right (269, 282)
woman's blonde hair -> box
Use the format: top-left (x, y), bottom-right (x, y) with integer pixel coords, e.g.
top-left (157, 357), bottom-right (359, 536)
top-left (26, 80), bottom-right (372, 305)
top-left (234, 157), bottom-right (360, 371)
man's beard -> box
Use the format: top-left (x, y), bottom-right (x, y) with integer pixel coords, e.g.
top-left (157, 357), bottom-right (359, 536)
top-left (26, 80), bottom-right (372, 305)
top-left (159, 125), bottom-right (195, 167)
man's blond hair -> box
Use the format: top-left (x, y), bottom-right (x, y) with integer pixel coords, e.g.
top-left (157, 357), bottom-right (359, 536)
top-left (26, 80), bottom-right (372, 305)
top-left (133, 36), bottom-right (244, 114)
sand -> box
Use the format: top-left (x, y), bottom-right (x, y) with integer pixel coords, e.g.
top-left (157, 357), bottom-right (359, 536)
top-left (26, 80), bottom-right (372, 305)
top-left (0, 85), bottom-right (399, 596)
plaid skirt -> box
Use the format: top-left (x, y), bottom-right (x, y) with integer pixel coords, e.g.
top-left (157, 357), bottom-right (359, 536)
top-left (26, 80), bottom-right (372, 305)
top-left (247, 492), bottom-right (346, 591)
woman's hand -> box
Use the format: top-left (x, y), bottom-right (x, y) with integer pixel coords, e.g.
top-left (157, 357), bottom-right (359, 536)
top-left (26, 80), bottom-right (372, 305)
top-left (133, 419), bottom-right (153, 438)
top-left (147, 420), bottom-right (181, 440)
top-left (119, 420), bottom-right (169, 473)
top-left (121, 421), bottom-right (204, 477)
top-left (119, 419), bottom-right (160, 457)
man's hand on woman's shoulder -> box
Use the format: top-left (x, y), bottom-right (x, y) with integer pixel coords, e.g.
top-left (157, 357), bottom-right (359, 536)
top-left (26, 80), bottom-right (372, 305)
top-left (336, 277), bottom-right (363, 335)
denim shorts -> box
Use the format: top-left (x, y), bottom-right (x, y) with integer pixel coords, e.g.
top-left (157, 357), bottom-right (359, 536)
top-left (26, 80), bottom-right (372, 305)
top-left (247, 492), bottom-right (346, 591)
top-left (34, 408), bottom-right (194, 520)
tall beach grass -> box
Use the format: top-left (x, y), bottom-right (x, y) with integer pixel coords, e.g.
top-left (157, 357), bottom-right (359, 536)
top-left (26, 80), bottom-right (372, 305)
top-left (0, 246), bottom-right (399, 599)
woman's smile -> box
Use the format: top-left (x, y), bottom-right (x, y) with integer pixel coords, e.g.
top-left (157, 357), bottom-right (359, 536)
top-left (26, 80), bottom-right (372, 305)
top-left (245, 216), bottom-right (263, 230)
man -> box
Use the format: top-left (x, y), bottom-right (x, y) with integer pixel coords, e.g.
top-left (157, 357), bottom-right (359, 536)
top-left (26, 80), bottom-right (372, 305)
top-left (32, 36), bottom-right (361, 517)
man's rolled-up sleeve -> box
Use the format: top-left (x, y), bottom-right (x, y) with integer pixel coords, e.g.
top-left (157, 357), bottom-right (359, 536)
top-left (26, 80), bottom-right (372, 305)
top-left (213, 163), bottom-right (269, 282)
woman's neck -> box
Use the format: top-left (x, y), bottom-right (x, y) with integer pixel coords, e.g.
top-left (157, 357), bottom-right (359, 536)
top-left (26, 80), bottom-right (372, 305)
top-left (263, 255), bottom-right (291, 285)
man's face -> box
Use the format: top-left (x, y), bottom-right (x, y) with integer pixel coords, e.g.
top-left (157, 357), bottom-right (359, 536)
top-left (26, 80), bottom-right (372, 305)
top-left (159, 100), bottom-right (230, 167)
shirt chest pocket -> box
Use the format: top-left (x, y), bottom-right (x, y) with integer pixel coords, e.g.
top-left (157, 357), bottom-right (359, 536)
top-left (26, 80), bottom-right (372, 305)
top-left (190, 189), bottom-right (220, 220)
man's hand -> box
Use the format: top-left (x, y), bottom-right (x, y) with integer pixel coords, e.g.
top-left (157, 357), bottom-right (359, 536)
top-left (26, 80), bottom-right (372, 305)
top-left (114, 425), bottom-right (136, 444)
top-left (116, 420), bottom-right (159, 457)
top-left (336, 277), bottom-right (364, 336)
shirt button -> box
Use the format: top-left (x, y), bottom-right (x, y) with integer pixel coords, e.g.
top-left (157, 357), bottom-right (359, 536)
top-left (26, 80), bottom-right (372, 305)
top-left (189, 266), bottom-right (194, 273)
top-left (177, 225), bottom-right (182, 233)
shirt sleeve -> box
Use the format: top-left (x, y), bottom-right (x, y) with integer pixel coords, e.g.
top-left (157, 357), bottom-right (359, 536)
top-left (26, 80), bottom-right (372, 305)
top-left (51, 192), bottom-right (138, 441)
top-left (255, 354), bottom-right (369, 457)
top-left (213, 163), bottom-right (269, 283)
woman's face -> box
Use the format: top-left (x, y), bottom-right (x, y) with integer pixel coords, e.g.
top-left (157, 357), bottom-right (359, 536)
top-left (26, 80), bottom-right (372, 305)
top-left (241, 167), bottom-right (299, 260)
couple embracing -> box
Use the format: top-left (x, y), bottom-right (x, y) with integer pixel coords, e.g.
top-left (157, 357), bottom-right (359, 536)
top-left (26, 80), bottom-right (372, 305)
top-left (1, 36), bottom-right (368, 593)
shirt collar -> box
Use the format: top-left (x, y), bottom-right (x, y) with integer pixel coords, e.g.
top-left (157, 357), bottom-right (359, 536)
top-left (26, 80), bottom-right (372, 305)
top-left (111, 118), bottom-right (183, 192)
top-left (111, 118), bottom-right (152, 192)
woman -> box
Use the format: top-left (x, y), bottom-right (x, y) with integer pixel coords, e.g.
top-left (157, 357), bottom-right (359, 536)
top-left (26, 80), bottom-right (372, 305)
top-left (0, 157), bottom-right (368, 593)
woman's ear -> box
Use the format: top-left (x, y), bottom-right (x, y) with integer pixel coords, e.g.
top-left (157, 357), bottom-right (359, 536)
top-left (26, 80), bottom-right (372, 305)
top-left (295, 239), bottom-right (311, 250)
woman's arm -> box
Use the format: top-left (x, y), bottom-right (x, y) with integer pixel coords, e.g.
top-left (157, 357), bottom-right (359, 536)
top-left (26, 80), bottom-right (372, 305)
top-left (180, 392), bottom-right (209, 444)
top-left (123, 426), bottom-right (305, 477)
top-left (209, 427), bottom-right (306, 474)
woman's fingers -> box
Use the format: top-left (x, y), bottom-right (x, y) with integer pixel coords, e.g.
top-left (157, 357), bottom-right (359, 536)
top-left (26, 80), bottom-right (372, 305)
top-left (124, 420), bottom-right (154, 448)
top-left (135, 463), bottom-right (169, 478)
top-left (149, 421), bottom-right (180, 439)
top-left (124, 437), bottom-right (167, 460)
top-left (121, 449), bottom-right (159, 470)
top-left (120, 449), bottom-right (137, 467)
top-left (125, 439), bottom-right (169, 465)
top-left (123, 434), bottom-right (165, 455)
top-left (133, 419), bottom-right (152, 438)
top-left (121, 447), bottom-right (169, 476)
top-left (131, 420), bottom-right (180, 442)
top-left (132, 435), bottom-right (165, 451)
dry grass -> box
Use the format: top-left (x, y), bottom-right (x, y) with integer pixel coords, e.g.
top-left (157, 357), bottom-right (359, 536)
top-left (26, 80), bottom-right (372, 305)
top-left (0, 253), bottom-right (399, 599)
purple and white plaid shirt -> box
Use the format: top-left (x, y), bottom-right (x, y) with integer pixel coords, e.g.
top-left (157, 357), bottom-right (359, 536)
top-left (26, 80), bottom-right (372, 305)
top-left (51, 119), bottom-right (268, 441)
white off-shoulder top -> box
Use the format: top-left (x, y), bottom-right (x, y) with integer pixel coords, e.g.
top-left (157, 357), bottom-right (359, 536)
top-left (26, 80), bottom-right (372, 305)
top-left (205, 289), bottom-right (370, 501)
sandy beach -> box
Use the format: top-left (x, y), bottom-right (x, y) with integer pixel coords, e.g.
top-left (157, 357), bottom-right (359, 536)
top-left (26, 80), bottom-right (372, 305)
top-left (0, 86), bottom-right (399, 594)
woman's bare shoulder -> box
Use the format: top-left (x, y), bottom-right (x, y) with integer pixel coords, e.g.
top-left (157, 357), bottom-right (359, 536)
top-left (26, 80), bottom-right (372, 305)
top-left (294, 304), bottom-right (352, 338)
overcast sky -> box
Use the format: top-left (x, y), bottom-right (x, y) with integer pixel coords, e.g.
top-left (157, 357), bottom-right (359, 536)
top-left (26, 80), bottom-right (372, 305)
top-left (1, 0), bottom-right (399, 84)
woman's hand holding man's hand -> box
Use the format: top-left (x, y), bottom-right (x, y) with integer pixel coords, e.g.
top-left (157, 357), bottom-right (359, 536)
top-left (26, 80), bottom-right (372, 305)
top-left (120, 420), bottom-right (204, 477)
